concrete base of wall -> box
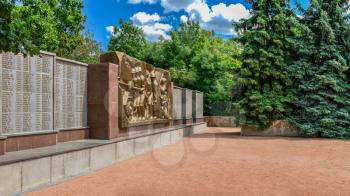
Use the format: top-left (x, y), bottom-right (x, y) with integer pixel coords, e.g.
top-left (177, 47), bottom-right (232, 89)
top-left (5, 132), bottom-right (58, 153)
top-left (0, 123), bottom-right (207, 196)
top-left (1, 128), bottom-right (90, 155)
top-left (184, 118), bottom-right (193, 124)
top-left (241, 120), bottom-right (299, 137)
top-left (57, 128), bottom-right (90, 143)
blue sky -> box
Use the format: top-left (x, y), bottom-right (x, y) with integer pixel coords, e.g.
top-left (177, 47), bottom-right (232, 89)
top-left (83, 0), bottom-right (309, 50)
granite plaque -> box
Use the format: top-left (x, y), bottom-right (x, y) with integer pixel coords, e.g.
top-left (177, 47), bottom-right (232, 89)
top-left (54, 60), bottom-right (87, 130)
top-left (0, 53), bottom-right (54, 134)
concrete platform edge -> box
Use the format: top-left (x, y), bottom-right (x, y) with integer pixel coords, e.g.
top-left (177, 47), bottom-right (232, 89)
top-left (0, 123), bottom-right (208, 196)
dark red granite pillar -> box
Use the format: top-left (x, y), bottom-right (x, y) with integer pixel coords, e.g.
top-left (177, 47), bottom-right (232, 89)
top-left (88, 63), bottom-right (119, 139)
top-left (0, 137), bottom-right (5, 155)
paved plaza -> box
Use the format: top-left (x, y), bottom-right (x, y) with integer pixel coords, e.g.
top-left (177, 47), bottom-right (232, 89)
top-left (27, 127), bottom-right (350, 196)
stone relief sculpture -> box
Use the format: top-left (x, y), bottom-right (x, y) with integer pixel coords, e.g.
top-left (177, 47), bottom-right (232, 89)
top-left (100, 52), bottom-right (173, 128)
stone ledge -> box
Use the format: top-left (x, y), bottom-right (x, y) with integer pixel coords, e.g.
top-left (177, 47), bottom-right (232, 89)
top-left (3, 130), bottom-right (58, 138)
top-left (204, 116), bottom-right (237, 128)
top-left (56, 56), bottom-right (88, 67)
top-left (241, 120), bottom-right (299, 137)
top-left (122, 119), bottom-right (172, 129)
top-left (58, 127), bottom-right (89, 132)
top-left (0, 122), bottom-right (208, 196)
top-left (0, 122), bottom-right (206, 166)
top-left (40, 50), bottom-right (56, 56)
top-left (0, 136), bottom-right (7, 140)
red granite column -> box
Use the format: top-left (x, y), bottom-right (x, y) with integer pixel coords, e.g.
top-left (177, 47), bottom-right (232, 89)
top-left (88, 63), bottom-right (119, 139)
top-left (0, 136), bottom-right (6, 155)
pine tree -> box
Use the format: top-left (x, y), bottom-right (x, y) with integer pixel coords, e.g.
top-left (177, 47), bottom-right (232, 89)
top-left (287, 0), bottom-right (350, 138)
top-left (233, 0), bottom-right (299, 128)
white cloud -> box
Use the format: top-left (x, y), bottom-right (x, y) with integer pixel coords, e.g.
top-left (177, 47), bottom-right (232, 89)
top-left (153, 23), bottom-right (173, 31)
top-left (129, 12), bottom-right (173, 41)
top-left (128, 0), bottom-right (158, 4)
top-left (186, 1), bottom-right (211, 22)
top-left (180, 15), bottom-right (188, 23)
top-left (212, 3), bottom-right (250, 22)
top-left (141, 22), bottom-right (173, 41)
top-left (110, 1), bottom-right (250, 41)
top-left (185, 2), bottom-right (250, 35)
top-left (106, 26), bottom-right (115, 35)
top-left (130, 12), bottom-right (161, 24)
top-left (127, 0), bottom-right (200, 12)
top-left (160, 0), bottom-right (200, 13)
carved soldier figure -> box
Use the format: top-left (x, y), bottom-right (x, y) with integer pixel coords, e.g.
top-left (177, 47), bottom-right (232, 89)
top-left (151, 70), bottom-right (161, 119)
top-left (121, 89), bottom-right (131, 120)
top-left (103, 52), bottom-right (173, 128)
top-left (138, 67), bottom-right (146, 120)
top-left (144, 70), bottom-right (153, 120)
top-left (129, 68), bottom-right (138, 122)
top-left (133, 66), bottom-right (142, 121)
top-left (128, 66), bottom-right (145, 121)
top-left (159, 76), bottom-right (170, 119)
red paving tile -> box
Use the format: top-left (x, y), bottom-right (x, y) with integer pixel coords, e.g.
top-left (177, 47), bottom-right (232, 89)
top-left (27, 127), bottom-right (350, 196)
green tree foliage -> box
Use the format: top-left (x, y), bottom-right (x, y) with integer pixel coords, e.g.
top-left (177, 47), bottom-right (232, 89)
top-left (191, 37), bottom-right (241, 115)
top-left (144, 21), bottom-right (241, 115)
top-left (0, 0), bottom-right (22, 54)
top-left (0, 0), bottom-right (85, 56)
top-left (64, 31), bottom-right (102, 64)
top-left (232, 0), bottom-right (299, 128)
top-left (143, 38), bottom-right (168, 69)
top-left (163, 21), bottom-right (213, 87)
top-left (107, 20), bottom-right (241, 115)
top-left (108, 19), bottom-right (147, 60)
top-left (287, 0), bottom-right (350, 138)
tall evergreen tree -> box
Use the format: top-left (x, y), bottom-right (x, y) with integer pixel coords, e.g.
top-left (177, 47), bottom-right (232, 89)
top-left (287, 0), bottom-right (350, 138)
top-left (232, 0), bottom-right (299, 128)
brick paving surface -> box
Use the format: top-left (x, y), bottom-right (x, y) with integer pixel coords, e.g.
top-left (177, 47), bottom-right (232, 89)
top-left (27, 127), bottom-right (350, 196)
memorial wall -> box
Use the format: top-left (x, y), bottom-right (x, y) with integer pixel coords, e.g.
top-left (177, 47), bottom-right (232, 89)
top-left (0, 52), bottom-right (87, 135)
top-left (172, 87), bottom-right (183, 120)
top-left (100, 52), bottom-right (173, 129)
top-left (0, 52), bottom-right (54, 134)
top-left (0, 50), bottom-right (205, 157)
top-left (54, 58), bottom-right (87, 130)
